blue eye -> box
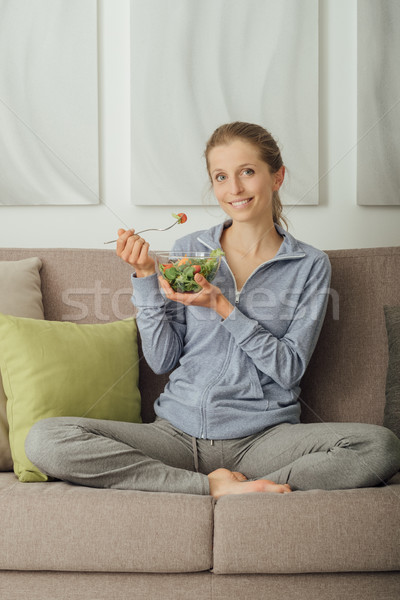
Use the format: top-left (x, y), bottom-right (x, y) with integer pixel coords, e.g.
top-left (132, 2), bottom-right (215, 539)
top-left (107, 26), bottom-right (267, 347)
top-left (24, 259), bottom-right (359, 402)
top-left (215, 174), bottom-right (226, 182)
top-left (243, 168), bottom-right (254, 176)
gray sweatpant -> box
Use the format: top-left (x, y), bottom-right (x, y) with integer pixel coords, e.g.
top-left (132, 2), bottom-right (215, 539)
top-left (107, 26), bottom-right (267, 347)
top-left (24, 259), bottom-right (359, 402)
top-left (24, 416), bottom-right (400, 495)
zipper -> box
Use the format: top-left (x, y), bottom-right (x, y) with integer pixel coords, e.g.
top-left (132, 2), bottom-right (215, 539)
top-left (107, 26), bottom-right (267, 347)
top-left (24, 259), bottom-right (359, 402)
top-left (198, 335), bottom-right (234, 439)
top-left (224, 259), bottom-right (240, 304)
top-left (197, 236), bottom-right (305, 305)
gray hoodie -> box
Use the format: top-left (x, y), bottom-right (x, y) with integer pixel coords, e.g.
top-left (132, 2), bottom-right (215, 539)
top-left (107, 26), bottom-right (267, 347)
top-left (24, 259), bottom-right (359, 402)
top-left (131, 220), bottom-right (332, 440)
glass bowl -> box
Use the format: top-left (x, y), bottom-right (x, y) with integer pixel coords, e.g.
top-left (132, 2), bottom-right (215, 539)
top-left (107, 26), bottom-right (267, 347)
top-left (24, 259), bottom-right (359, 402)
top-left (155, 250), bottom-right (224, 293)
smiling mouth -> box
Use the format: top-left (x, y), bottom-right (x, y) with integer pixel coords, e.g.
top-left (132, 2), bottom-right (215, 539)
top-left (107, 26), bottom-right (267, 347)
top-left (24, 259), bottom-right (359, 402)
top-left (230, 197), bottom-right (253, 208)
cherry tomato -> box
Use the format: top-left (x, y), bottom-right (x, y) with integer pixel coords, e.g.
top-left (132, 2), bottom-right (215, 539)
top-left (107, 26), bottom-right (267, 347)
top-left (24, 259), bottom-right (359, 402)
top-left (177, 213), bottom-right (187, 224)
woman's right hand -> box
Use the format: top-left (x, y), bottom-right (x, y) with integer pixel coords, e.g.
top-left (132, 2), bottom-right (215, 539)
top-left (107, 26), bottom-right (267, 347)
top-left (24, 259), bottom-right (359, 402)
top-left (116, 229), bottom-right (156, 277)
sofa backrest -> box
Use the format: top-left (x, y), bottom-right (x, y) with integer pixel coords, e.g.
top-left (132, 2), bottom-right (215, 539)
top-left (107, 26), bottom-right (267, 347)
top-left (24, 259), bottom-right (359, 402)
top-left (0, 247), bottom-right (399, 426)
top-left (300, 247), bottom-right (399, 426)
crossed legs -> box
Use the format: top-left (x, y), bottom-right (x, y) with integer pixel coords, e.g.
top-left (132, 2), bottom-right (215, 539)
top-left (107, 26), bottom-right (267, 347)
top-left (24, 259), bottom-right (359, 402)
top-left (25, 416), bottom-right (400, 497)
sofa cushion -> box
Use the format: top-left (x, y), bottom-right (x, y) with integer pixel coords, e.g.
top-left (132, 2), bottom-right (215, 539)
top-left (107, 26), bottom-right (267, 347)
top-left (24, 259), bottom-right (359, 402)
top-left (0, 315), bottom-right (142, 482)
top-left (384, 306), bottom-right (400, 439)
top-left (0, 257), bottom-right (44, 471)
top-left (213, 473), bottom-right (400, 574)
top-left (300, 247), bottom-right (400, 426)
top-left (0, 471), bottom-right (213, 573)
top-left (1, 571), bottom-right (400, 600)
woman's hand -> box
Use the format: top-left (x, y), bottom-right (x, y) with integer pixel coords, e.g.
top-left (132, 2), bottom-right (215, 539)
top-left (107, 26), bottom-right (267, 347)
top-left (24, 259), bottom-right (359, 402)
top-left (116, 229), bottom-right (156, 277)
top-left (158, 273), bottom-right (234, 319)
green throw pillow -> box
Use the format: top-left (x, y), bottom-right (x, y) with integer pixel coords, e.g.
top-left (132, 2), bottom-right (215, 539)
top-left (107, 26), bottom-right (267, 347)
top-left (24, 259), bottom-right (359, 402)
top-left (0, 314), bottom-right (142, 482)
top-left (384, 306), bottom-right (400, 440)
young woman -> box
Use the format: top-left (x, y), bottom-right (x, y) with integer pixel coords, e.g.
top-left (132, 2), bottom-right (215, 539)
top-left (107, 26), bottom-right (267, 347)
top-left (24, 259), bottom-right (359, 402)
top-left (25, 122), bottom-right (400, 498)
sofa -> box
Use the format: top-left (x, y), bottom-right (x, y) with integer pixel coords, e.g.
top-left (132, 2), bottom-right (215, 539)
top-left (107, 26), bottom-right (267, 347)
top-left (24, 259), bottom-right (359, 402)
top-left (0, 245), bottom-right (399, 600)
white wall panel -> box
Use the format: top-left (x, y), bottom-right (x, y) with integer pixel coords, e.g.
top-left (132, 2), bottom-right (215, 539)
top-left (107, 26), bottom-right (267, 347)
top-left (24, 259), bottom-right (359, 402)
top-left (357, 0), bottom-right (400, 206)
top-left (131, 0), bottom-right (319, 206)
top-left (0, 0), bottom-right (99, 205)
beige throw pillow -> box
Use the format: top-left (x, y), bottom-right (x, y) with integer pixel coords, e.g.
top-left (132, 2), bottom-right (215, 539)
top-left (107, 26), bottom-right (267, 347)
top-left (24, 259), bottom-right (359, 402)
top-left (0, 257), bottom-right (44, 470)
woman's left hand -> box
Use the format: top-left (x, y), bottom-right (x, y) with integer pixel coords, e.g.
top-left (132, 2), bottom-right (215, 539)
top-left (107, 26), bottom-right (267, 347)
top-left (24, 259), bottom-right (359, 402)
top-left (158, 273), bottom-right (234, 319)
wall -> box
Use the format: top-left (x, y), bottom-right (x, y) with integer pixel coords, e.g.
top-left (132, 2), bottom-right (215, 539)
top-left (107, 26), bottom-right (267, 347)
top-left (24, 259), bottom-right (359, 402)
top-left (0, 0), bottom-right (398, 251)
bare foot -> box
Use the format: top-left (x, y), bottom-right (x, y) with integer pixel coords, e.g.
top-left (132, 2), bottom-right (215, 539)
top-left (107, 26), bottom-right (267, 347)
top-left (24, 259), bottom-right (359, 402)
top-left (208, 468), bottom-right (292, 499)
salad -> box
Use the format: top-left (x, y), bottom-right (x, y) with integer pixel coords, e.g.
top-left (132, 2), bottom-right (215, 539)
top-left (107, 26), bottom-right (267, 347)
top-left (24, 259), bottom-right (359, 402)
top-left (159, 248), bottom-right (225, 293)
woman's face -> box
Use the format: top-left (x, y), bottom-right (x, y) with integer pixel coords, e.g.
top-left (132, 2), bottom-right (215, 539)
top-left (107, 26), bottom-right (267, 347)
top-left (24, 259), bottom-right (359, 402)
top-left (208, 139), bottom-right (284, 224)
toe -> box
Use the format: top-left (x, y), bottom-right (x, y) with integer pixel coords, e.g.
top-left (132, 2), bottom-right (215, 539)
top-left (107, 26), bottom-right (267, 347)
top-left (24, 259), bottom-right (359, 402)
top-left (231, 471), bottom-right (248, 481)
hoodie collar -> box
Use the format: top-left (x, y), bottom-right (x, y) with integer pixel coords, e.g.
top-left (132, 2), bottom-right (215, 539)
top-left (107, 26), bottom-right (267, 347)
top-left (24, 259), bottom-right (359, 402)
top-left (197, 219), bottom-right (305, 258)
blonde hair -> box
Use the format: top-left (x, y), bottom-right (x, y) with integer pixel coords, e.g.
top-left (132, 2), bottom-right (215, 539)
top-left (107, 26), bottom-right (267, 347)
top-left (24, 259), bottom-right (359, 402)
top-left (204, 121), bottom-right (288, 230)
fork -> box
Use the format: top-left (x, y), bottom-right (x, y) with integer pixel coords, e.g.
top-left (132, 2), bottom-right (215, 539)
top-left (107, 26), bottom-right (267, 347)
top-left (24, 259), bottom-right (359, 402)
top-left (104, 220), bottom-right (180, 244)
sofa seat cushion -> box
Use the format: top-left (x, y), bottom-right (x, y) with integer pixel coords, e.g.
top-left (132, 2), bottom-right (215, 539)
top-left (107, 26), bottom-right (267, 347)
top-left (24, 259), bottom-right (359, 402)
top-left (1, 571), bottom-right (400, 600)
top-left (0, 472), bottom-right (213, 573)
top-left (213, 473), bottom-right (400, 574)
